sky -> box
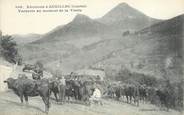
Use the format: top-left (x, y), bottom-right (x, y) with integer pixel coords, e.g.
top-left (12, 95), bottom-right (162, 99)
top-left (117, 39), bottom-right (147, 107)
top-left (0, 0), bottom-right (184, 35)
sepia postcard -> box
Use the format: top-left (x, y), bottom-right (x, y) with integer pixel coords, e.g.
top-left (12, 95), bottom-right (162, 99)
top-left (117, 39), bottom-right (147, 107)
top-left (0, 0), bottom-right (183, 115)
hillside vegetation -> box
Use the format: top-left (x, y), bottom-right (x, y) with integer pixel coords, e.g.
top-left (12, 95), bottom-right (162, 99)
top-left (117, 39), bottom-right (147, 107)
top-left (16, 3), bottom-right (183, 82)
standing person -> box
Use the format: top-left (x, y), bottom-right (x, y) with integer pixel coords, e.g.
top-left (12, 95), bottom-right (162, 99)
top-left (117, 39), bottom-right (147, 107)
top-left (58, 76), bottom-right (66, 104)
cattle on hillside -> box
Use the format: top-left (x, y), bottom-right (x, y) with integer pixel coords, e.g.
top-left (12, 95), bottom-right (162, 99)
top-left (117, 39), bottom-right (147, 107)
top-left (48, 77), bottom-right (94, 104)
top-left (156, 88), bottom-right (170, 111)
top-left (4, 77), bottom-right (51, 113)
top-left (139, 84), bottom-right (148, 103)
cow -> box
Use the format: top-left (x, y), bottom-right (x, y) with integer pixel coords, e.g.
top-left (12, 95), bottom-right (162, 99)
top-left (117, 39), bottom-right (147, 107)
top-left (124, 84), bottom-right (140, 106)
top-left (78, 81), bottom-right (93, 105)
top-left (114, 85), bottom-right (123, 101)
top-left (146, 86), bottom-right (158, 104)
top-left (22, 64), bottom-right (36, 72)
top-left (49, 79), bottom-right (75, 103)
top-left (70, 80), bottom-right (81, 100)
top-left (49, 79), bottom-right (59, 102)
top-left (139, 84), bottom-right (148, 103)
top-left (132, 85), bottom-right (140, 106)
top-left (4, 77), bottom-right (51, 113)
top-left (65, 80), bottom-right (75, 101)
top-left (156, 87), bottom-right (171, 111)
top-left (49, 78), bottom-right (93, 104)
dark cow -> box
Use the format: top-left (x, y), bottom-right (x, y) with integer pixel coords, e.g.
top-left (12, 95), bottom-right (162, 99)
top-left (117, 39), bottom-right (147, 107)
top-left (22, 64), bottom-right (36, 72)
top-left (65, 80), bottom-right (75, 101)
top-left (49, 78), bottom-right (93, 104)
top-left (4, 77), bottom-right (51, 113)
top-left (147, 86), bottom-right (158, 104)
top-left (114, 86), bottom-right (122, 101)
top-left (132, 86), bottom-right (140, 106)
top-left (49, 79), bottom-right (75, 102)
top-left (70, 80), bottom-right (81, 100)
top-left (78, 81), bottom-right (93, 104)
top-left (124, 84), bottom-right (139, 106)
top-left (49, 79), bottom-right (59, 102)
top-left (139, 85), bottom-right (148, 103)
top-left (156, 88), bottom-right (171, 111)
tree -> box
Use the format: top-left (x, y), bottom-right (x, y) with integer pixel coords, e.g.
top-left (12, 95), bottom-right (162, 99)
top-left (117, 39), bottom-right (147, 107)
top-left (0, 35), bottom-right (22, 64)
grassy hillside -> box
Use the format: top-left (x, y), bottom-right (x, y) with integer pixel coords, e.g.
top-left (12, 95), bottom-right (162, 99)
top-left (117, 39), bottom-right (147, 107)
top-left (46, 14), bottom-right (183, 81)
top-left (12, 34), bottom-right (41, 45)
top-left (17, 4), bottom-right (183, 82)
top-left (19, 41), bottom-right (80, 64)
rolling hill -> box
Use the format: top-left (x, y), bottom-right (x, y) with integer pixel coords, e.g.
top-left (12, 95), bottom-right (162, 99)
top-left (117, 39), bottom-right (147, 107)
top-left (84, 14), bottom-right (184, 80)
top-left (46, 14), bottom-right (183, 80)
top-left (12, 34), bottom-right (41, 44)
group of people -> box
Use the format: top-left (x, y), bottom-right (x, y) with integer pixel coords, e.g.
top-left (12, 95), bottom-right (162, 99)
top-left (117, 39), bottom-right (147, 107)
top-left (22, 64), bottom-right (103, 105)
top-left (22, 63), bottom-right (43, 80)
top-left (5, 65), bottom-right (183, 113)
top-left (51, 74), bottom-right (103, 105)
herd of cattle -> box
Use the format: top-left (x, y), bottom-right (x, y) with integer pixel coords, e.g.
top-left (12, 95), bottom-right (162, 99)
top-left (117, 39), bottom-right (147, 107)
top-left (3, 74), bottom-right (102, 113)
top-left (3, 64), bottom-right (102, 113)
top-left (3, 64), bottom-right (183, 114)
top-left (107, 83), bottom-right (172, 108)
top-left (106, 80), bottom-right (183, 112)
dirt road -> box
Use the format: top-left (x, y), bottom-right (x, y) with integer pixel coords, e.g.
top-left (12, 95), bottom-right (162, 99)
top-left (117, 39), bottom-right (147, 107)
top-left (0, 91), bottom-right (182, 115)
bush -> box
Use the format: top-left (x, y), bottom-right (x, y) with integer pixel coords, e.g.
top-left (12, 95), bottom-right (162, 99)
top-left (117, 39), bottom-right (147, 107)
top-left (0, 35), bottom-right (22, 64)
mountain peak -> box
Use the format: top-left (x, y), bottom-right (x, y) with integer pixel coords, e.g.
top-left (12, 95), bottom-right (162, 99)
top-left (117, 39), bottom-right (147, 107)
top-left (104, 2), bottom-right (142, 18)
top-left (97, 2), bottom-right (160, 30)
top-left (99, 2), bottom-right (158, 27)
top-left (116, 2), bottom-right (131, 8)
top-left (72, 14), bottom-right (92, 23)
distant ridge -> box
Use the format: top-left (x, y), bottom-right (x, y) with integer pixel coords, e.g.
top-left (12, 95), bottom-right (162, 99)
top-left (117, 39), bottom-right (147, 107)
top-left (12, 33), bottom-right (41, 44)
top-left (32, 2), bottom-right (161, 44)
top-left (139, 14), bottom-right (184, 35)
top-left (34, 14), bottom-right (108, 43)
